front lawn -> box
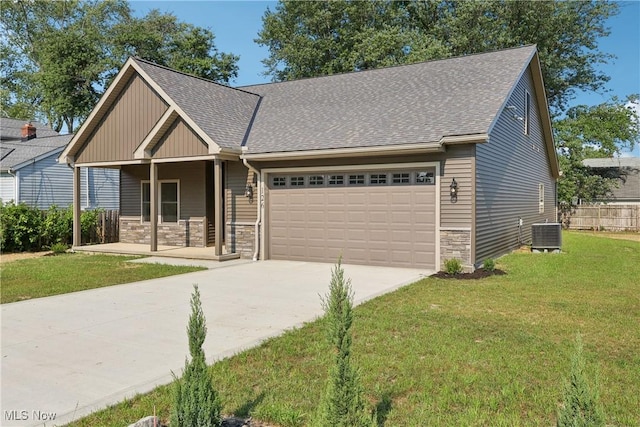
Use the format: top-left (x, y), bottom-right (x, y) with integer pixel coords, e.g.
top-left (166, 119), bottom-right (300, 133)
top-left (0, 253), bottom-right (205, 303)
top-left (68, 232), bottom-right (640, 426)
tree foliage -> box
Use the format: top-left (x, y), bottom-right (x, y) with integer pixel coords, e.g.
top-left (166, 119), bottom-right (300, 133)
top-left (171, 284), bottom-right (221, 427)
top-left (555, 96), bottom-right (639, 204)
top-left (1, 0), bottom-right (238, 132)
top-left (257, 0), bottom-right (617, 114)
top-left (315, 259), bottom-right (372, 427)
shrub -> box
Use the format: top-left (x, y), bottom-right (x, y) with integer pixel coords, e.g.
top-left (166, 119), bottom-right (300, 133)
top-left (42, 205), bottom-right (73, 246)
top-left (80, 208), bottom-right (102, 243)
top-left (0, 202), bottom-right (44, 252)
top-left (444, 258), bottom-right (463, 275)
top-left (483, 258), bottom-right (496, 272)
top-left (50, 242), bottom-right (69, 255)
top-left (314, 259), bottom-right (372, 427)
top-left (557, 334), bottom-right (604, 427)
top-left (171, 285), bottom-right (221, 427)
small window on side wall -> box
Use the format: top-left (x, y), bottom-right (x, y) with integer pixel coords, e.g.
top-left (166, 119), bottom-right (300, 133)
top-left (524, 90), bottom-right (531, 136)
top-left (538, 183), bottom-right (544, 213)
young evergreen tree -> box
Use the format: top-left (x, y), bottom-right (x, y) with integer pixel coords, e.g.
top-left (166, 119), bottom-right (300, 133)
top-left (314, 259), bottom-right (372, 427)
top-left (557, 334), bottom-right (605, 427)
top-left (171, 285), bottom-right (221, 427)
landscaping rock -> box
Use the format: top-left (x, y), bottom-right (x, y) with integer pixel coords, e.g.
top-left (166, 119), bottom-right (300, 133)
top-left (128, 415), bottom-right (162, 427)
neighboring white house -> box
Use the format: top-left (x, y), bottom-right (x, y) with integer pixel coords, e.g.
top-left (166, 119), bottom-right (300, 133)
top-left (0, 119), bottom-right (119, 209)
top-left (582, 157), bottom-right (640, 205)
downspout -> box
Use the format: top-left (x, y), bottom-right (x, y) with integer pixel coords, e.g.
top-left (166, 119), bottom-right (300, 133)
top-left (242, 154), bottom-right (261, 261)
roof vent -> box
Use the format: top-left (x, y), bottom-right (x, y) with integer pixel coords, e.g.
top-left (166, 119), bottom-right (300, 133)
top-left (531, 223), bottom-right (562, 252)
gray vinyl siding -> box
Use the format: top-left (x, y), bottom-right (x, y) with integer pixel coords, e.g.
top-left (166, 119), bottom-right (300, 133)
top-left (120, 162), bottom-right (206, 219)
top-left (15, 152), bottom-right (119, 210)
top-left (85, 168), bottom-right (120, 210)
top-left (0, 173), bottom-right (15, 203)
top-left (226, 160), bottom-right (257, 223)
top-left (475, 68), bottom-right (556, 264)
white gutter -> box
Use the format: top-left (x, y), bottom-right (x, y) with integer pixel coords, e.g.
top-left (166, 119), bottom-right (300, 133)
top-left (242, 149), bottom-right (261, 261)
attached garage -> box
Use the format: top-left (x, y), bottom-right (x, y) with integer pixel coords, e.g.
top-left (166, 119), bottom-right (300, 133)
top-left (264, 164), bottom-right (440, 269)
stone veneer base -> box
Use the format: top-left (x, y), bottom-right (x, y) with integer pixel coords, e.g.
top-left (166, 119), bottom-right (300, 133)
top-left (119, 217), bottom-right (205, 247)
top-left (440, 228), bottom-right (472, 272)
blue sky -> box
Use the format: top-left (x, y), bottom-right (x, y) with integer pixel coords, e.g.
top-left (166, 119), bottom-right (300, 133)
top-left (132, 0), bottom-right (640, 155)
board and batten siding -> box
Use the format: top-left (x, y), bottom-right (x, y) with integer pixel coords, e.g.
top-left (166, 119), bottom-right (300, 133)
top-left (120, 162), bottom-right (206, 219)
top-left (152, 118), bottom-right (209, 159)
top-left (475, 68), bottom-right (556, 264)
top-left (226, 161), bottom-right (257, 223)
top-left (75, 74), bottom-right (168, 163)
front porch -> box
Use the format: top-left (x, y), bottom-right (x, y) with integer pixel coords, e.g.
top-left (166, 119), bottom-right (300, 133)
top-left (73, 242), bottom-right (240, 261)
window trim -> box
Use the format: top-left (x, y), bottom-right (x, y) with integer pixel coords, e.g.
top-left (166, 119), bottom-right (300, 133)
top-left (141, 179), bottom-right (180, 224)
top-left (524, 90), bottom-right (531, 136)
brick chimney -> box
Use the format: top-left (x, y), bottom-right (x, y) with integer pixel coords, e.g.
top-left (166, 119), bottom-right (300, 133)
top-left (21, 122), bottom-right (37, 141)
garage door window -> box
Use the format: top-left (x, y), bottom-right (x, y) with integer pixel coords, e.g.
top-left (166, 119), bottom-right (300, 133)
top-left (392, 173), bottom-right (410, 184)
top-left (272, 176), bottom-right (286, 187)
top-left (290, 176), bottom-right (305, 186)
top-left (370, 173), bottom-right (387, 185)
top-left (309, 175), bottom-right (324, 186)
top-left (329, 175), bottom-right (344, 186)
top-left (416, 171), bottom-right (435, 184)
top-left (349, 174), bottom-right (365, 185)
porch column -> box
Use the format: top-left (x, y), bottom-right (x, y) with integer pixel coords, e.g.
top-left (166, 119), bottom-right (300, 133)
top-left (150, 162), bottom-right (158, 252)
top-left (214, 158), bottom-right (223, 256)
top-left (72, 166), bottom-right (81, 247)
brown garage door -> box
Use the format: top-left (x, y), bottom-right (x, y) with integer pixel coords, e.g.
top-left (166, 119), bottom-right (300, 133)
top-left (267, 168), bottom-right (437, 269)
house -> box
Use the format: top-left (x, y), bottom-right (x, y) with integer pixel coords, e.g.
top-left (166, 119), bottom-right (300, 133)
top-left (582, 157), bottom-right (640, 204)
top-left (60, 45), bottom-right (559, 270)
top-left (0, 118), bottom-right (119, 210)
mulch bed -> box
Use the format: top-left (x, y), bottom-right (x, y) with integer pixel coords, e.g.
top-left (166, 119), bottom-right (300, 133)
top-left (430, 268), bottom-right (506, 280)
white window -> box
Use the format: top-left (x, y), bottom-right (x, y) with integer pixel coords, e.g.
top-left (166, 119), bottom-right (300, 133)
top-left (539, 183), bottom-right (544, 213)
top-left (141, 180), bottom-right (180, 223)
top-left (524, 90), bottom-right (531, 136)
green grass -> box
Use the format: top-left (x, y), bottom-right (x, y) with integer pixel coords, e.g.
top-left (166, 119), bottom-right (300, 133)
top-left (0, 253), bottom-right (205, 303)
top-left (67, 232), bottom-right (640, 426)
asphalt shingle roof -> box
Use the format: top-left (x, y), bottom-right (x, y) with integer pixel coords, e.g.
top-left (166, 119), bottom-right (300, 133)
top-left (583, 157), bottom-right (640, 168)
top-left (239, 45), bottom-right (536, 154)
top-left (0, 134), bottom-right (73, 171)
top-left (0, 118), bottom-right (60, 141)
top-left (132, 58), bottom-right (261, 150)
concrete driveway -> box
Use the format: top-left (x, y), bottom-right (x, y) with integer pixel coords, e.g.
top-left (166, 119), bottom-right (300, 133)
top-left (1, 259), bottom-right (431, 426)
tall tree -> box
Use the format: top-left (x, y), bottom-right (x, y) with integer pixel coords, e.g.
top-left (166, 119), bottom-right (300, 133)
top-left (112, 9), bottom-right (239, 83)
top-left (257, 0), bottom-right (617, 114)
top-left (555, 96), bottom-right (639, 204)
top-left (1, 1), bottom-right (238, 132)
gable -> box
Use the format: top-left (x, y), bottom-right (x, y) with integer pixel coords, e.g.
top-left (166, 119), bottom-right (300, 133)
top-left (152, 118), bottom-right (208, 159)
top-left (75, 74), bottom-right (168, 163)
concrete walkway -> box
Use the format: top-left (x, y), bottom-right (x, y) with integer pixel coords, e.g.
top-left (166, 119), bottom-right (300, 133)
top-left (1, 260), bottom-right (431, 426)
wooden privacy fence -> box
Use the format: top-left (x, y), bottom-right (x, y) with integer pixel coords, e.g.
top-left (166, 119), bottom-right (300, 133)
top-left (86, 209), bottom-right (119, 244)
top-left (561, 205), bottom-right (640, 232)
